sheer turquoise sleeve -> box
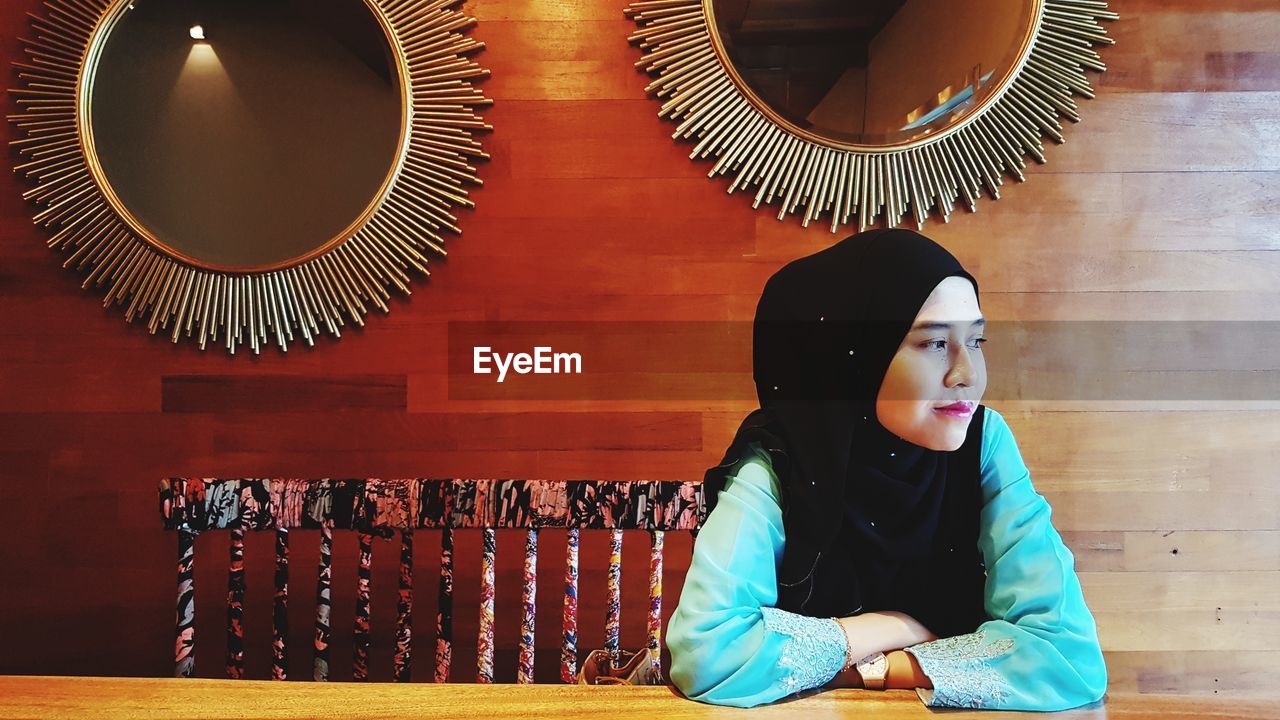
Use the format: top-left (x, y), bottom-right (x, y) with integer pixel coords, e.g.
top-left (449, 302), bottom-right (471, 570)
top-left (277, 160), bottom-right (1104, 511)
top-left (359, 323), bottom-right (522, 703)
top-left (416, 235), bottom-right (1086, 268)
top-left (904, 407), bottom-right (1109, 710)
top-left (667, 443), bottom-right (848, 707)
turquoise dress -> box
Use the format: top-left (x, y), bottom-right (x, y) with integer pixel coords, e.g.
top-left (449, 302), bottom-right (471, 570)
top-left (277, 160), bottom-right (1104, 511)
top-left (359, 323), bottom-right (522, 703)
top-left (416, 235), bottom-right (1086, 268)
top-left (666, 407), bottom-right (1107, 710)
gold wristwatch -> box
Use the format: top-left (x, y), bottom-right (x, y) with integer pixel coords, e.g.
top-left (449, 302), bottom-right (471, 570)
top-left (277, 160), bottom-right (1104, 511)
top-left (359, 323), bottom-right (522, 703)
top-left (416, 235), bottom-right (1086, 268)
top-left (855, 651), bottom-right (889, 690)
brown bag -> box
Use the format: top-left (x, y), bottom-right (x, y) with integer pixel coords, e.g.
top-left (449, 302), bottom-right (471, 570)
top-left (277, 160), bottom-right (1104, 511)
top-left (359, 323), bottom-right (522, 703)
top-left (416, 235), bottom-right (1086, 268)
top-left (576, 648), bottom-right (663, 685)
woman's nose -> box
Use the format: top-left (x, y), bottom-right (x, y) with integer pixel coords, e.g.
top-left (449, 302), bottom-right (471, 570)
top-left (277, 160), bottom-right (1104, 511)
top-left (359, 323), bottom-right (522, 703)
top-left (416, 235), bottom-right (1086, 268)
top-left (946, 347), bottom-right (975, 387)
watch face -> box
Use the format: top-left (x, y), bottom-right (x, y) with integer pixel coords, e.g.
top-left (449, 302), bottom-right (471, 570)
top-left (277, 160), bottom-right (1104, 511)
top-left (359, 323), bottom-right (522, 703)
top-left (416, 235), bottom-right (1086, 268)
top-left (858, 652), bottom-right (888, 677)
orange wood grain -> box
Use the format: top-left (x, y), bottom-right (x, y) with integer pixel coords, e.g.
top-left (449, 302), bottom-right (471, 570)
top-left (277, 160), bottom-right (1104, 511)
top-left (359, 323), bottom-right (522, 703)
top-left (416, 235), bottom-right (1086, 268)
top-left (7, 677), bottom-right (1280, 720)
top-left (0, 0), bottom-right (1276, 697)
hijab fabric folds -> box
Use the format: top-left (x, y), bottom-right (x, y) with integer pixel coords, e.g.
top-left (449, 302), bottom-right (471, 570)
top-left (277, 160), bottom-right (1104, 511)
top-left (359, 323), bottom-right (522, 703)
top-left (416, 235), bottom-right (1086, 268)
top-left (703, 228), bottom-right (990, 637)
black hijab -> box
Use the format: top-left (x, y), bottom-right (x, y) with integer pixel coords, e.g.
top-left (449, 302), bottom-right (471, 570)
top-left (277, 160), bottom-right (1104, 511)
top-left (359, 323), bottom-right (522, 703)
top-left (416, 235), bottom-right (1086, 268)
top-left (703, 228), bottom-right (990, 637)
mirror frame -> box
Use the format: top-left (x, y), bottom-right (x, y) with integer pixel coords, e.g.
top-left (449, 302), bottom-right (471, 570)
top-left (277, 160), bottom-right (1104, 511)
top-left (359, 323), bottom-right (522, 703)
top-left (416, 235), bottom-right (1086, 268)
top-left (10, 0), bottom-right (492, 354)
top-left (626, 0), bottom-right (1116, 232)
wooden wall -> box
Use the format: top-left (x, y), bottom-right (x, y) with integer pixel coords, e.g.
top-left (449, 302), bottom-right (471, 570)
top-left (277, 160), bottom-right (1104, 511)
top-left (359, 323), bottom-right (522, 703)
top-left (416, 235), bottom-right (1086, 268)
top-left (1, 0), bottom-right (1277, 697)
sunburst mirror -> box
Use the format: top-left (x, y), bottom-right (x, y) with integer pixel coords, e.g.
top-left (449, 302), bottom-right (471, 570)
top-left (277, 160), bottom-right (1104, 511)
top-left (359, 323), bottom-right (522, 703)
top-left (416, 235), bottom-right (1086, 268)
top-left (10, 0), bottom-right (491, 354)
top-left (625, 0), bottom-right (1115, 232)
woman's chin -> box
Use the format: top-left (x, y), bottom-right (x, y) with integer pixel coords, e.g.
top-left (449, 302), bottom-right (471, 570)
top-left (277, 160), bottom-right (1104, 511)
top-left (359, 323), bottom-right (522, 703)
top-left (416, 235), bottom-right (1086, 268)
top-left (919, 418), bottom-right (972, 451)
top-left (882, 408), bottom-right (975, 451)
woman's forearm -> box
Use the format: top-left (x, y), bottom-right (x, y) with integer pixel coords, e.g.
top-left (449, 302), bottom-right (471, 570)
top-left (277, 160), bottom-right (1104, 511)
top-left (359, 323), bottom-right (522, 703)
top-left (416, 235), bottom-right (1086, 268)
top-left (824, 612), bottom-right (937, 691)
top-left (835, 610), bottom-right (938, 662)
top-left (825, 649), bottom-right (935, 690)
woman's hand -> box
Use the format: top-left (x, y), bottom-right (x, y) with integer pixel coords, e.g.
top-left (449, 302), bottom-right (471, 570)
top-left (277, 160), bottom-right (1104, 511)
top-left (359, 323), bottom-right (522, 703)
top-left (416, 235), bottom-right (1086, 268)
top-left (823, 611), bottom-right (939, 691)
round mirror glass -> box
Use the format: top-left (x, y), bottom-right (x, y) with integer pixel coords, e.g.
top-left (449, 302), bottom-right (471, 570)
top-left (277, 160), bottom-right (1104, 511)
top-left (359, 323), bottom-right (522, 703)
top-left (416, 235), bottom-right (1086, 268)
top-left (708, 0), bottom-right (1037, 146)
top-left (90, 0), bottom-right (403, 269)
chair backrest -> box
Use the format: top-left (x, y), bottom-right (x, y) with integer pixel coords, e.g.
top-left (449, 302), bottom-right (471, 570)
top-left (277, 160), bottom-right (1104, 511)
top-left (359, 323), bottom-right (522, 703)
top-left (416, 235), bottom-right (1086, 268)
top-left (159, 478), bottom-right (704, 683)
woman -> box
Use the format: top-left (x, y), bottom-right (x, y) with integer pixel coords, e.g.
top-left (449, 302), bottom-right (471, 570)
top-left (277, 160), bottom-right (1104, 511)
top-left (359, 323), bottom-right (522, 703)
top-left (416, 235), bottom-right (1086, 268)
top-left (667, 229), bottom-right (1107, 710)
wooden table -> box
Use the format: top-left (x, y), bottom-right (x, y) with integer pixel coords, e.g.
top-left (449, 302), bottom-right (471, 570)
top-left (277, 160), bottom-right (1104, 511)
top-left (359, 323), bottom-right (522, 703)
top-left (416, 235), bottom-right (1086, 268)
top-left (0, 677), bottom-right (1276, 720)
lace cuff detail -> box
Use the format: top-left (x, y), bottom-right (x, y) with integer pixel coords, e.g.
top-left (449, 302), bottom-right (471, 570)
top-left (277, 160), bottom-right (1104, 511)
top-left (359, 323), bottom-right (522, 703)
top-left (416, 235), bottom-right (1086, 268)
top-left (905, 626), bottom-right (1016, 709)
top-left (759, 606), bottom-right (846, 695)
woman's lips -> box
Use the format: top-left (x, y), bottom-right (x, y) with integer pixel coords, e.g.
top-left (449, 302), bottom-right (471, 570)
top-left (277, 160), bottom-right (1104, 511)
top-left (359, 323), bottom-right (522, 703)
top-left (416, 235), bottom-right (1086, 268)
top-left (933, 402), bottom-right (975, 418)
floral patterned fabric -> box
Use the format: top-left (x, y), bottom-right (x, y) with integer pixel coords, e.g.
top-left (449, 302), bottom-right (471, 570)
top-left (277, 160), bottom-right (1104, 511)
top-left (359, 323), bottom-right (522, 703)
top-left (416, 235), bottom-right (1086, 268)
top-left (161, 478), bottom-right (703, 532)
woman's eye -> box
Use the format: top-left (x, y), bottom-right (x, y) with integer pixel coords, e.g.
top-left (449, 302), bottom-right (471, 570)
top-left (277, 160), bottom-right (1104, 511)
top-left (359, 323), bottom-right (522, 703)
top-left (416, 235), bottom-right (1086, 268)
top-left (923, 338), bottom-right (988, 350)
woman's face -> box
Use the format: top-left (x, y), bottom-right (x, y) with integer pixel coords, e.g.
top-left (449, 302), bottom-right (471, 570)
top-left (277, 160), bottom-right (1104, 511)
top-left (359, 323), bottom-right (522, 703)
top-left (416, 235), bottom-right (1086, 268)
top-left (875, 276), bottom-right (987, 451)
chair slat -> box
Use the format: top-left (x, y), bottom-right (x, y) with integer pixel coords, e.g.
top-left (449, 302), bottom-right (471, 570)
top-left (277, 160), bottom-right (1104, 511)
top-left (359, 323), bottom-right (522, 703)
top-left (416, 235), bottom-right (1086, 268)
top-left (175, 529), bottom-right (196, 679)
top-left (518, 528), bottom-right (537, 684)
top-left (477, 528), bottom-right (496, 683)
top-left (272, 527), bottom-right (289, 681)
top-left (161, 477), bottom-right (706, 683)
top-left (561, 527), bottom-right (579, 683)
top-left (434, 527), bottom-right (453, 683)
top-left (605, 530), bottom-right (623, 662)
top-left (353, 532), bottom-right (373, 681)
top-left (394, 530), bottom-right (414, 682)
top-left (647, 530), bottom-right (664, 677)
top-left (314, 519), bottom-right (333, 681)
top-left (226, 524), bottom-right (246, 679)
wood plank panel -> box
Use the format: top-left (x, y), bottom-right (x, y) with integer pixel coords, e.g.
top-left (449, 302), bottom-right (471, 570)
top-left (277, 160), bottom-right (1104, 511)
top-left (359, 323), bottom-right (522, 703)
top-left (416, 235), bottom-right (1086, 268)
top-left (1009, 411), bottom-right (1280, 494)
top-left (476, 21), bottom-right (646, 101)
top-left (469, 0), bottom-right (623, 22)
top-left (978, 292), bottom-right (1280, 322)
top-left (1102, 2), bottom-right (1280, 92)
top-left (1024, 91), bottom-right (1280, 173)
top-left (0, 411), bottom-right (702, 453)
top-left (1080, 572), bottom-right (1280, 611)
top-left (161, 375), bottom-right (409, 413)
top-left (493, 100), bottom-right (697, 180)
top-left (1046, 491), bottom-right (1280, 532)
top-left (753, 172), bottom-right (1280, 256)
top-left (450, 244), bottom-right (1280, 295)
top-left (1064, 531), bottom-right (1280, 572)
top-left (1104, 650), bottom-right (1280, 696)
top-left (1094, 609), bottom-right (1280, 652)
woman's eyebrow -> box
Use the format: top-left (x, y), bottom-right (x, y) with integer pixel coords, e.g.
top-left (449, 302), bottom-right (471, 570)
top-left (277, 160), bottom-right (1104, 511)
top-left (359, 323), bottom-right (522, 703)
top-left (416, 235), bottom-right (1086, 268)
top-left (910, 318), bottom-right (986, 332)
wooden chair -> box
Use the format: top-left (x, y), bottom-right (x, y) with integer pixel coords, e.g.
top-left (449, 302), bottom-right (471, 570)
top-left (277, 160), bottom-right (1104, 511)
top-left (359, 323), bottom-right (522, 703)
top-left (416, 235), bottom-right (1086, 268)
top-left (158, 478), bottom-right (704, 683)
